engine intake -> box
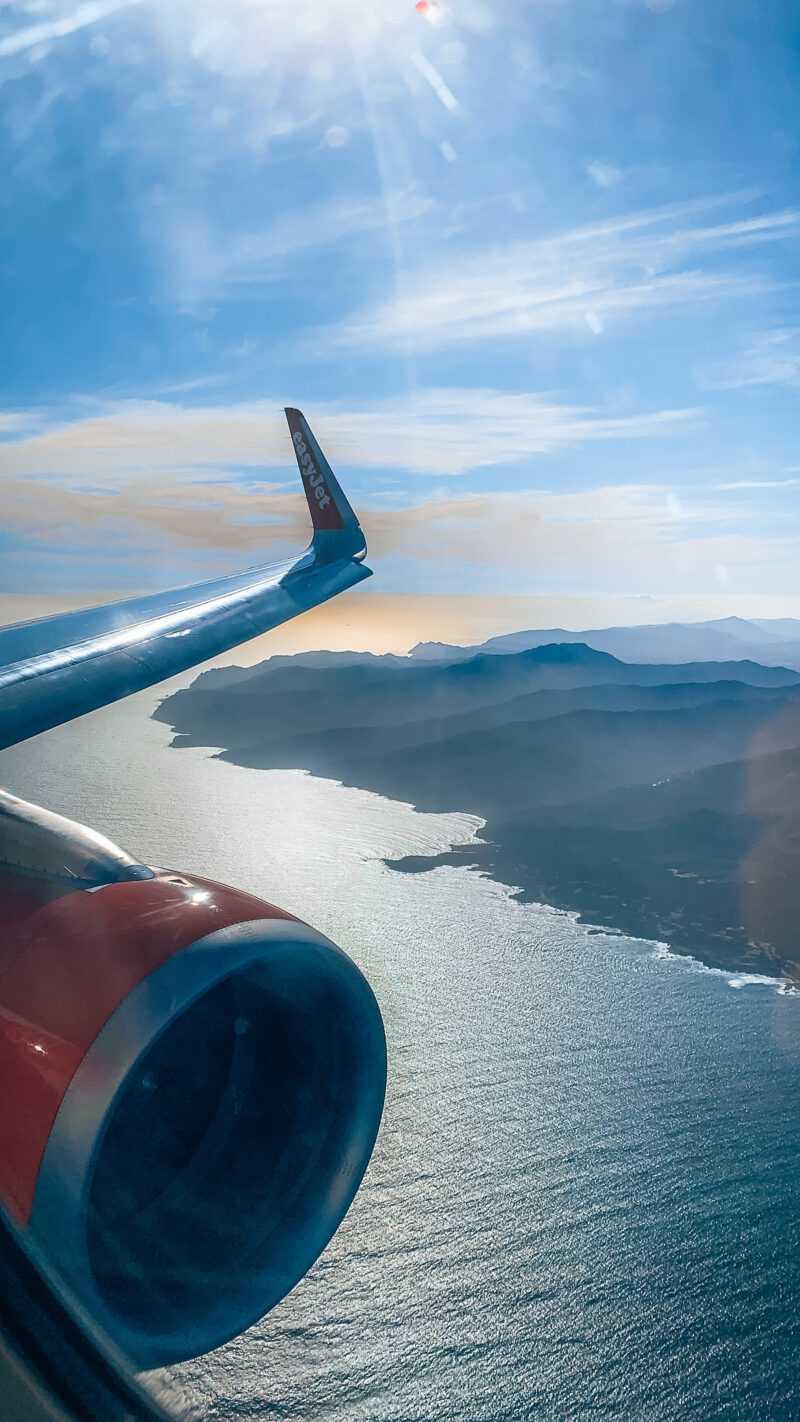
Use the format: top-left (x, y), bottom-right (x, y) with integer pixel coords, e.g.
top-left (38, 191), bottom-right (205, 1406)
top-left (0, 807), bottom-right (386, 1370)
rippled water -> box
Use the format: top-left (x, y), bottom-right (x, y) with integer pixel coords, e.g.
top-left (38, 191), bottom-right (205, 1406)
top-left (4, 682), bottom-right (800, 1421)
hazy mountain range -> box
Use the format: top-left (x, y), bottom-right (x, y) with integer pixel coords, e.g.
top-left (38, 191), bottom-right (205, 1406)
top-left (412, 616), bottom-right (800, 671)
top-left (157, 625), bottom-right (800, 980)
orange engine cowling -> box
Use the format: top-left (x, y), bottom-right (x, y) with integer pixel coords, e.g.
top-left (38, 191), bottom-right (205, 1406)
top-left (0, 794), bottom-right (386, 1369)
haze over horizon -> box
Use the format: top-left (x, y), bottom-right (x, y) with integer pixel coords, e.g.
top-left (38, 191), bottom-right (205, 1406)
top-left (9, 592), bottom-right (800, 662)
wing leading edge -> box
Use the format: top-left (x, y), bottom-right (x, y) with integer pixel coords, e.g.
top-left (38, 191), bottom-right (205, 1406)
top-left (0, 409), bottom-right (371, 751)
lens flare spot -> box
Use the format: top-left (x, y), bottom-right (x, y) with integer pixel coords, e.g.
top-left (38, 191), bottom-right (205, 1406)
top-left (416, 0), bottom-right (448, 23)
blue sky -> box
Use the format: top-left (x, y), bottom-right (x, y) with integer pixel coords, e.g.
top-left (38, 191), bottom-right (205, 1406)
top-left (2, 0), bottom-right (800, 646)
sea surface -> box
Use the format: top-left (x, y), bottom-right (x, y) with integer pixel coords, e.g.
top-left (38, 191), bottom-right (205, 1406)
top-left (4, 681), bottom-right (800, 1421)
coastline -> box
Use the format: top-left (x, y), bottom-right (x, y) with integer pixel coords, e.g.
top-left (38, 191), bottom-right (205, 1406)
top-left (203, 730), bottom-right (792, 985)
top-left (156, 693), bottom-right (796, 987)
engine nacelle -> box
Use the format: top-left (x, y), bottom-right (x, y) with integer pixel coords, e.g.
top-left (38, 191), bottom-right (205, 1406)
top-left (0, 794), bottom-right (386, 1369)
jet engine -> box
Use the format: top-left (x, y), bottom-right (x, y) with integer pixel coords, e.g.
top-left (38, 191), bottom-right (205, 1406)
top-left (0, 791), bottom-right (386, 1370)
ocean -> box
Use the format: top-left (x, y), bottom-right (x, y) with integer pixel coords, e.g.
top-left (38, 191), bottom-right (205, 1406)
top-left (3, 680), bottom-right (800, 1421)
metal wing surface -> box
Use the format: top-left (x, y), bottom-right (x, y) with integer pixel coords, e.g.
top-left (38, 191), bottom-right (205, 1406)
top-left (0, 408), bottom-right (371, 751)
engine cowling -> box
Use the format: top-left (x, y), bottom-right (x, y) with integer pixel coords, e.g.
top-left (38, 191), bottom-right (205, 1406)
top-left (0, 796), bottom-right (386, 1370)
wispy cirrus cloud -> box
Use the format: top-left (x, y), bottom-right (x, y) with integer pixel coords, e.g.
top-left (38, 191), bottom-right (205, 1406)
top-left (717, 477), bottom-right (800, 491)
top-left (160, 191), bottom-right (432, 304)
top-left (703, 328), bottom-right (800, 392)
top-left (0, 0), bottom-right (143, 59)
top-left (318, 197), bottom-right (798, 354)
top-left (586, 161), bottom-right (622, 190)
top-left (0, 387), bottom-right (699, 483)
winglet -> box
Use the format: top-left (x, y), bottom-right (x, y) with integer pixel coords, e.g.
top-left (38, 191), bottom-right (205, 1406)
top-left (285, 407), bottom-right (367, 563)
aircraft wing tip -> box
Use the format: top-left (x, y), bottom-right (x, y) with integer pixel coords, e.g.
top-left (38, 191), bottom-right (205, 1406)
top-left (284, 406), bottom-right (365, 559)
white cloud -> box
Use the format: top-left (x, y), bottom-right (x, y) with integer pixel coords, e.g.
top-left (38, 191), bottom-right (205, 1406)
top-left (320, 197), bottom-right (797, 354)
top-left (315, 389), bottom-right (700, 475)
top-left (0, 388), bottom-right (700, 483)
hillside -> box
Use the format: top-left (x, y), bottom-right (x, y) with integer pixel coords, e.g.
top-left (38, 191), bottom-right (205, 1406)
top-left (411, 616), bottom-right (800, 671)
top-left (157, 643), bottom-right (800, 752)
top-left (157, 642), bottom-right (800, 979)
top-left (395, 746), bottom-right (800, 977)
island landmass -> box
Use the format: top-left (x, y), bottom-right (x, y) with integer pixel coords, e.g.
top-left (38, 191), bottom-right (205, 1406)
top-left (155, 626), bottom-right (800, 982)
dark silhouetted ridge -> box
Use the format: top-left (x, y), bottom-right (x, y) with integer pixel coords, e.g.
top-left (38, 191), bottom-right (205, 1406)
top-left (157, 632), bottom-right (800, 980)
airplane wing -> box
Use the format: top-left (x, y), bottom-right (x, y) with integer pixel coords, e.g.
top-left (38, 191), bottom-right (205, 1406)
top-left (0, 408), bottom-right (371, 752)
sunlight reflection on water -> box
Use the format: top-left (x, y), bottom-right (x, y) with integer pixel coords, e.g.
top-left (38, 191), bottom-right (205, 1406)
top-left (2, 684), bottom-right (800, 1422)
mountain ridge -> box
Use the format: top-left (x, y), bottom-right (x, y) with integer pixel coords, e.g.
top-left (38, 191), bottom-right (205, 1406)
top-left (410, 616), bottom-right (800, 670)
top-left (157, 635), bottom-right (800, 980)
